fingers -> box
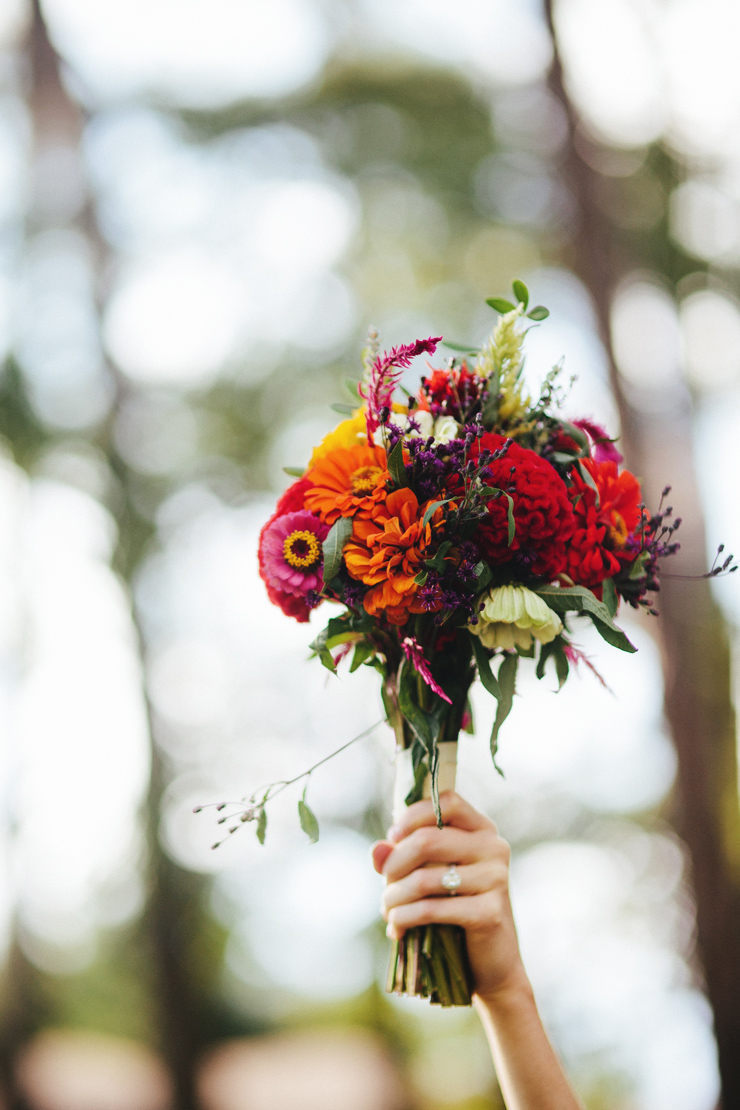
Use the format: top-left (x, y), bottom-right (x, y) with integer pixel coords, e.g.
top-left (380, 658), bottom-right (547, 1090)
top-left (371, 840), bottom-right (393, 875)
top-left (388, 792), bottom-right (496, 844)
top-left (386, 890), bottom-right (507, 939)
top-left (382, 860), bottom-right (506, 914)
top-left (382, 823), bottom-right (506, 883)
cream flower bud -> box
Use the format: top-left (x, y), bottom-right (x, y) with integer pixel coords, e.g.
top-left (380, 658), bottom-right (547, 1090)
top-left (433, 416), bottom-right (460, 443)
top-left (470, 584), bottom-right (562, 651)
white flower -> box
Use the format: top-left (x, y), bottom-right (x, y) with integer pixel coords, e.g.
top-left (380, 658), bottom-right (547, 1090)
top-left (372, 409), bottom-right (461, 445)
top-left (470, 584), bottom-right (562, 651)
top-left (413, 410), bottom-right (434, 439)
top-left (433, 416), bottom-right (460, 443)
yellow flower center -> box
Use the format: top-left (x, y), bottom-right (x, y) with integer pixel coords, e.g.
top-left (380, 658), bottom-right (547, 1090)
top-left (283, 530), bottom-right (321, 569)
top-left (607, 513), bottom-right (628, 549)
top-left (350, 465), bottom-right (383, 495)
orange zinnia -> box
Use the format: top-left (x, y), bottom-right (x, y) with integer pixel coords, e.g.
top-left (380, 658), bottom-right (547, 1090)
top-left (304, 443), bottom-right (389, 525)
top-left (344, 488), bottom-right (440, 625)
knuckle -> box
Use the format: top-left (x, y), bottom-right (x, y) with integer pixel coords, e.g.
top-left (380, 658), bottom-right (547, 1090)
top-left (414, 826), bottom-right (439, 855)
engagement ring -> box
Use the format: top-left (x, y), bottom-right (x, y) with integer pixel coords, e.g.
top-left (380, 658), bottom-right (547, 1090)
top-left (441, 863), bottom-right (462, 895)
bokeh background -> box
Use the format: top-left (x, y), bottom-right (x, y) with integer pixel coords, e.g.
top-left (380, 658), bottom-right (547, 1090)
top-left (0, 0), bottom-right (740, 1107)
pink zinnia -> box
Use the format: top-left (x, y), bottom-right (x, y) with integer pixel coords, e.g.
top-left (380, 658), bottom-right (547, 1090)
top-left (260, 510), bottom-right (330, 597)
top-left (573, 418), bottom-right (623, 465)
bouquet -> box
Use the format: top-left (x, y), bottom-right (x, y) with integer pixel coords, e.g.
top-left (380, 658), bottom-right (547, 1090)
top-left (253, 281), bottom-right (683, 1006)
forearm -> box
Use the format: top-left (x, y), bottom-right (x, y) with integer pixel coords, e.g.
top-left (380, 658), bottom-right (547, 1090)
top-left (474, 974), bottom-right (583, 1110)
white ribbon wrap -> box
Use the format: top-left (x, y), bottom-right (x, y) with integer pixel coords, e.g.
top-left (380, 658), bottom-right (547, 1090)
top-left (392, 742), bottom-right (458, 824)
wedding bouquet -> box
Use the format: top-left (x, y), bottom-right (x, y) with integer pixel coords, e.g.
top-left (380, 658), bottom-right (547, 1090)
top-left (254, 281), bottom-right (682, 1006)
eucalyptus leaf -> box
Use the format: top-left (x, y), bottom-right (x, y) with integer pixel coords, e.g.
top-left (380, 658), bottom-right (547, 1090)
top-left (283, 466), bottom-right (306, 478)
top-left (512, 279), bottom-right (529, 309)
top-left (322, 516), bottom-right (353, 585)
top-left (345, 378), bottom-right (361, 398)
top-left (298, 799), bottom-right (319, 844)
top-left (527, 306), bottom-right (550, 321)
top-left (331, 402), bottom-right (356, 415)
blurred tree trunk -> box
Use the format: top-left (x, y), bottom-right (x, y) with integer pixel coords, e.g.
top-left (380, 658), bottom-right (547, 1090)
top-left (544, 3), bottom-right (740, 1103)
top-left (7, 4), bottom-right (211, 1106)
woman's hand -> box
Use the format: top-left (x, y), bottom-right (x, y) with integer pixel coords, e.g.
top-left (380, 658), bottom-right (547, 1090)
top-left (371, 791), bottom-right (529, 1005)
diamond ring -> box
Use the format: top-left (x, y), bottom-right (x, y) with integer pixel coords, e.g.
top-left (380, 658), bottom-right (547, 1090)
top-left (441, 863), bottom-right (462, 895)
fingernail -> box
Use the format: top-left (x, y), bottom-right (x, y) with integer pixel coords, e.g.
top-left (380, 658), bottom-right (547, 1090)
top-left (386, 923), bottom-right (395, 939)
top-left (387, 824), bottom-right (402, 842)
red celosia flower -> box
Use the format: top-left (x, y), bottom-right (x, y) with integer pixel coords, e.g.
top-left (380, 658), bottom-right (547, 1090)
top-left (566, 459), bottom-right (642, 588)
top-left (471, 433), bottom-right (575, 580)
top-left (259, 478), bottom-right (318, 623)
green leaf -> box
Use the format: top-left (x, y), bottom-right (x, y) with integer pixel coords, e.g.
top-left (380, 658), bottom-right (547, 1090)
top-left (601, 576), bottom-right (618, 618)
top-left (536, 584), bottom-right (637, 653)
top-left (554, 644), bottom-right (569, 689)
top-left (463, 697), bottom-right (475, 734)
top-left (590, 616), bottom-right (636, 653)
top-left (345, 378), bottom-right (360, 398)
top-left (441, 340), bottom-right (478, 353)
top-left (256, 807), bottom-right (267, 845)
top-left (414, 569), bottom-right (428, 585)
top-left (470, 632), bottom-right (501, 700)
top-left (577, 459), bottom-right (600, 506)
top-left (558, 419), bottom-right (589, 453)
top-left (397, 660), bottom-right (434, 748)
top-left (551, 451), bottom-right (579, 466)
top-left (512, 279), bottom-right (529, 310)
top-left (331, 402), bottom-right (356, 415)
top-left (422, 498), bottom-right (452, 527)
top-left (387, 437), bottom-right (408, 489)
top-left (322, 516), bottom-right (353, 585)
top-left (309, 627), bottom-right (337, 673)
top-left (486, 297), bottom-right (516, 314)
top-left (536, 639), bottom-right (556, 680)
top-left (350, 641), bottom-right (373, 672)
top-left (490, 653), bottom-right (518, 770)
top-left (283, 466), bottom-right (306, 478)
top-left (298, 799), bottom-right (319, 843)
top-left (527, 305), bottom-right (550, 321)
top-left (404, 756), bottom-right (427, 806)
top-left (629, 550), bottom-right (650, 580)
top-left (504, 493), bottom-right (516, 546)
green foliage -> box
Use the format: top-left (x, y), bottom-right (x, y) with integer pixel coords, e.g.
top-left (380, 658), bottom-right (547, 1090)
top-left (536, 584), bottom-right (636, 653)
top-left (322, 516), bottom-right (353, 584)
top-left (490, 653), bottom-right (518, 770)
top-left (298, 796), bottom-right (320, 843)
top-left (387, 437), bottom-right (409, 489)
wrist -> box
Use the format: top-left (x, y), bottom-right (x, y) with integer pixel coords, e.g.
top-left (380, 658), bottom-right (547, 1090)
top-left (473, 963), bottom-right (535, 1018)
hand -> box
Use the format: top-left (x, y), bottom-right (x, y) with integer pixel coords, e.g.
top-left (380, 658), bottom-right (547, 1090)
top-left (371, 791), bottom-right (529, 1004)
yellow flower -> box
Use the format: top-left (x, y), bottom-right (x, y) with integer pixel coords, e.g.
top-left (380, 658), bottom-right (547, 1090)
top-left (309, 412), bottom-right (366, 465)
top-left (470, 585), bottom-right (562, 651)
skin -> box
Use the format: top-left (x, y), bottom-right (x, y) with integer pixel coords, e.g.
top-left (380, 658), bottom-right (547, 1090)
top-left (371, 792), bottom-right (583, 1110)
